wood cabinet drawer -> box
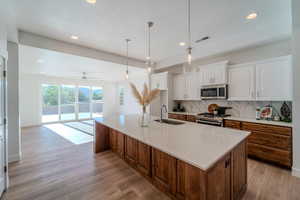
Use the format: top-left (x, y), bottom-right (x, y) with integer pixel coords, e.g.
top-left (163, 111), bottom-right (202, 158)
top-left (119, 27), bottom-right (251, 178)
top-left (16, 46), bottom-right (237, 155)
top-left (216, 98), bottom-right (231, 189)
top-left (168, 113), bottom-right (187, 121)
top-left (168, 113), bottom-right (177, 120)
top-left (242, 122), bottom-right (292, 136)
top-left (224, 120), bottom-right (241, 130)
top-left (186, 115), bottom-right (196, 122)
top-left (248, 130), bottom-right (291, 150)
top-left (248, 143), bottom-right (292, 167)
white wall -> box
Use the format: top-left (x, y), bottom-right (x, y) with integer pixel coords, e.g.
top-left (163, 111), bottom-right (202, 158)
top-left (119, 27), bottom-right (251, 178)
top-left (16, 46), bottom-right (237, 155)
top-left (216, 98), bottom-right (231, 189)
top-left (19, 31), bottom-right (145, 68)
top-left (7, 42), bottom-right (21, 163)
top-left (117, 73), bottom-right (149, 115)
top-left (19, 74), bottom-right (118, 127)
top-left (0, 21), bottom-right (7, 58)
top-left (157, 39), bottom-right (292, 74)
top-left (292, 0), bottom-right (300, 177)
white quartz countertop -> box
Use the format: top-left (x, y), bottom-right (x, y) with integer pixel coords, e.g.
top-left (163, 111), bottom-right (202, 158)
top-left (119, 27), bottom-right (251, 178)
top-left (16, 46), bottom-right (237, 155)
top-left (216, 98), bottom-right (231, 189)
top-left (95, 114), bottom-right (250, 171)
top-left (225, 117), bottom-right (293, 128)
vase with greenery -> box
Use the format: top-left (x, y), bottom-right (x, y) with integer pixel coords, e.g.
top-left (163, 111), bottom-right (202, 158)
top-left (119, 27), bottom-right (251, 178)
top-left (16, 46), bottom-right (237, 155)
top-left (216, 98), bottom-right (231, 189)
top-left (130, 83), bottom-right (160, 127)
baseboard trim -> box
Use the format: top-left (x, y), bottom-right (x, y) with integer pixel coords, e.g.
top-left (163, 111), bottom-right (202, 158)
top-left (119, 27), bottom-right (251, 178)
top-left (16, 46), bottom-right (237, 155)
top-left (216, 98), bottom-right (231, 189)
top-left (8, 153), bottom-right (21, 163)
top-left (292, 167), bottom-right (300, 178)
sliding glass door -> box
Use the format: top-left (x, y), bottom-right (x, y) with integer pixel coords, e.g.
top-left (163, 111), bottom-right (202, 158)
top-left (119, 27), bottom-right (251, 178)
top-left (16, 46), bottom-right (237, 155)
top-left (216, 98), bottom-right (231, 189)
top-left (41, 84), bottom-right (103, 123)
top-left (60, 85), bottom-right (76, 121)
top-left (42, 84), bottom-right (59, 123)
top-left (92, 87), bottom-right (103, 118)
top-left (78, 86), bottom-right (91, 119)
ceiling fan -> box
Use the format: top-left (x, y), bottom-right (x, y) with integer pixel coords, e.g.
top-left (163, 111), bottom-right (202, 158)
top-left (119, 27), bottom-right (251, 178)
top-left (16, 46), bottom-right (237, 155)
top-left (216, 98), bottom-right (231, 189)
top-left (81, 72), bottom-right (103, 80)
top-left (68, 72), bottom-right (103, 80)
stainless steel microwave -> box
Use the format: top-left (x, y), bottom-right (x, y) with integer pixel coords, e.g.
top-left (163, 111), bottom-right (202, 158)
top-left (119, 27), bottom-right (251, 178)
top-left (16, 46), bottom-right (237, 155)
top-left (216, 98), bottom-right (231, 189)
top-left (200, 85), bottom-right (228, 100)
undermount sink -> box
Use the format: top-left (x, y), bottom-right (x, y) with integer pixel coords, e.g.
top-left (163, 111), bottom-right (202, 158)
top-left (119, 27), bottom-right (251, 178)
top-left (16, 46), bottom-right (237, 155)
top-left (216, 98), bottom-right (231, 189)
top-left (154, 119), bottom-right (185, 125)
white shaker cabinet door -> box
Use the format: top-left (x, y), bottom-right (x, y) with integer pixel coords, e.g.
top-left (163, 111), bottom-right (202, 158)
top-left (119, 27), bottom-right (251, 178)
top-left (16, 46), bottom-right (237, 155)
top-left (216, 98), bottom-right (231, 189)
top-left (173, 74), bottom-right (185, 100)
top-left (228, 64), bottom-right (256, 101)
top-left (185, 72), bottom-right (200, 100)
top-left (256, 56), bottom-right (292, 101)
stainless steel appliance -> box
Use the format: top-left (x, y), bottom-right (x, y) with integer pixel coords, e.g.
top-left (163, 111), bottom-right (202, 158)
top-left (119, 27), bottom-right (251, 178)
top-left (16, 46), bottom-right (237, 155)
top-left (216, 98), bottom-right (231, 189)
top-left (196, 113), bottom-right (231, 127)
top-left (200, 84), bottom-right (228, 100)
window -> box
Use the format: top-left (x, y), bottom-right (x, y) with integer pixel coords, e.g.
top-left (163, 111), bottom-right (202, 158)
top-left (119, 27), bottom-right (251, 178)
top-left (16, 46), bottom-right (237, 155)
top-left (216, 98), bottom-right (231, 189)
top-left (92, 87), bottom-right (103, 118)
top-left (60, 85), bottom-right (76, 121)
top-left (119, 87), bottom-right (124, 106)
top-left (42, 84), bottom-right (59, 123)
top-left (78, 86), bottom-right (91, 119)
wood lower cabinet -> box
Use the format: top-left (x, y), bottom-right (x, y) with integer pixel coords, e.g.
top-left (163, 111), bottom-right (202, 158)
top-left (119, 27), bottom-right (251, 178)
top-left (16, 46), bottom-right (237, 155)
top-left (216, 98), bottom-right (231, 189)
top-left (232, 141), bottom-right (247, 200)
top-left (176, 141), bottom-right (246, 200)
top-left (207, 154), bottom-right (231, 200)
top-left (137, 142), bottom-right (152, 177)
top-left (168, 113), bottom-right (188, 121)
top-left (125, 136), bottom-right (138, 167)
top-left (152, 148), bottom-right (177, 196)
top-left (186, 115), bottom-right (196, 122)
top-left (168, 113), bottom-right (197, 122)
top-left (94, 123), bottom-right (110, 153)
top-left (109, 129), bottom-right (125, 158)
top-left (125, 137), bottom-right (152, 177)
top-left (96, 122), bottom-right (248, 200)
top-left (224, 119), bottom-right (292, 168)
top-left (109, 129), bottom-right (117, 152)
top-left (224, 120), bottom-right (241, 130)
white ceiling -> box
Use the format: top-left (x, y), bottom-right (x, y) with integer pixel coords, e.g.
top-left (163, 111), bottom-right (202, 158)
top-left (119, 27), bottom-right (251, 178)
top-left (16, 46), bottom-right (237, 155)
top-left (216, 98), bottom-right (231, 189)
top-left (4, 0), bottom-right (292, 68)
top-left (19, 45), bottom-right (147, 81)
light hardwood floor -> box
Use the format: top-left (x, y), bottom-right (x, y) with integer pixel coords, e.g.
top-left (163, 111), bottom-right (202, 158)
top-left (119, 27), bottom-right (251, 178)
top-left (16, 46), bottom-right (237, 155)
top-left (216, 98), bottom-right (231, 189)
top-left (3, 125), bottom-right (300, 200)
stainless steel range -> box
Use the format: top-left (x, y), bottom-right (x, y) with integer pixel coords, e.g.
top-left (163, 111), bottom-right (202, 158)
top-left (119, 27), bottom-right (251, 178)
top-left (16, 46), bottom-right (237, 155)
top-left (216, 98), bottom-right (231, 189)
top-left (196, 113), bottom-right (231, 127)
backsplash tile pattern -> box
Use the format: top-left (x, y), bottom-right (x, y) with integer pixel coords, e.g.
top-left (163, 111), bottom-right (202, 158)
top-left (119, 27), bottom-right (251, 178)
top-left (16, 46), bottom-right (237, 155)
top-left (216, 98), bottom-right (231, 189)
top-left (180, 101), bottom-right (292, 119)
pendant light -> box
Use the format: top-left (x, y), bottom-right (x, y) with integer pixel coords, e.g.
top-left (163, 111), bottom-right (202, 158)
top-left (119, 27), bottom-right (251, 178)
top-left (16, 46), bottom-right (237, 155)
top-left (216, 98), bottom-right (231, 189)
top-left (186, 0), bottom-right (192, 65)
top-left (125, 38), bottom-right (131, 80)
top-left (146, 21), bottom-right (154, 73)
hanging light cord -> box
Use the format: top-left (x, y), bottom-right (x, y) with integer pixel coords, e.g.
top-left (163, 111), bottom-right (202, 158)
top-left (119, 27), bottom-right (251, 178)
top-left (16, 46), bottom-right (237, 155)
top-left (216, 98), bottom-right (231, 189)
top-left (147, 22), bottom-right (154, 72)
top-left (188, 0), bottom-right (191, 48)
top-left (125, 39), bottom-right (130, 78)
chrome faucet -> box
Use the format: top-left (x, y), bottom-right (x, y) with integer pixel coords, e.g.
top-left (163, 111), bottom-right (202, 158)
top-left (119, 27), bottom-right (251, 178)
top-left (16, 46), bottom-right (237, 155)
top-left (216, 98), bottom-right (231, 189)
top-left (160, 104), bottom-right (168, 122)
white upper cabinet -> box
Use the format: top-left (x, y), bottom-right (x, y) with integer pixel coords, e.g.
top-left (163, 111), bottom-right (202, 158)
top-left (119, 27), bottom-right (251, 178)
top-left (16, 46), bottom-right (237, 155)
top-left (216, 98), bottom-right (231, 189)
top-left (256, 56), bottom-right (292, 101)
top-left (199, 61), bottom-right (228, 86)
top-left (228, 55), bottom-right (292, 101)
top-left (173, 72), bottom-right (201, 100)
top-left (151, 72), bottom-right (168, 90)
top-left (228, 64), bottom-right (256, 101)
top-left (173, 74), bottom-right (185, 100)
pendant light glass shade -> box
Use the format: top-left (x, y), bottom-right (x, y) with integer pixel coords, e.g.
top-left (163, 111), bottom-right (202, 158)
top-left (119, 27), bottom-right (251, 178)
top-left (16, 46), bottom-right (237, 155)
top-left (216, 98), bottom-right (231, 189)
top-left (146, 21), bottom-right (154, 73)
top-left (187, 47), bottom-right (192, 65)
top-left (186, 0), bottom-right (192, 65)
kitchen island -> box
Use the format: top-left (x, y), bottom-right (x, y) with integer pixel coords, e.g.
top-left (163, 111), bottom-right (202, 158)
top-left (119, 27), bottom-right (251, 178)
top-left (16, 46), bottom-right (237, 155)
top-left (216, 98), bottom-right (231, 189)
top-left (94, 115), bottom-right (250, 200)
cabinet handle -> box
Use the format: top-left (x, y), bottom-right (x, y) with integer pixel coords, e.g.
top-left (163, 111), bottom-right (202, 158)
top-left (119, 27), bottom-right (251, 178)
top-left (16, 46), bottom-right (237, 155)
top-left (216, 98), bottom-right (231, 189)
top-left (225, 159), bottom-right (230, 168)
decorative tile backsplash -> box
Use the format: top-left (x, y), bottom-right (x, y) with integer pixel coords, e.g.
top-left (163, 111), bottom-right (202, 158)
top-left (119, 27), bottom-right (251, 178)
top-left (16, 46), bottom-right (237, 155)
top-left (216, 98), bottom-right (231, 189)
top-left (180, 100), bottom-right (292, 119)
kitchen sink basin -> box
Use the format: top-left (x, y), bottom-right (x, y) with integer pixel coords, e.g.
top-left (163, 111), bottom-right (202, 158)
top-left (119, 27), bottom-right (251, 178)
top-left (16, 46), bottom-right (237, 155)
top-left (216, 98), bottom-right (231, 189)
top-left (154, 119), bottom-right (185, 125)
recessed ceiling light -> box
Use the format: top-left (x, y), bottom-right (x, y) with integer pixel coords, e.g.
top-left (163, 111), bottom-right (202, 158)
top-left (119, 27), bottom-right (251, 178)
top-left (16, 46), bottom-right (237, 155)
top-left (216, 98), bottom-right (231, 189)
top-left (37, 59), bottom-right (44, 63)
top-left (86, 0), bottom-right (96, 4)
top-left (70, 35), bottom-right (79, 40)
top-left (179, 42), bottom-right (186, 46)
top-left (246, 12), bottom-right (257, 20)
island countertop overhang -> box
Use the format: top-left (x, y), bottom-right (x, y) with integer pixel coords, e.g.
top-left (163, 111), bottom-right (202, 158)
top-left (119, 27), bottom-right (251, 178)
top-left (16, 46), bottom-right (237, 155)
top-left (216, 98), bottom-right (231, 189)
top-left (94, 114), bottom-right (250, 171)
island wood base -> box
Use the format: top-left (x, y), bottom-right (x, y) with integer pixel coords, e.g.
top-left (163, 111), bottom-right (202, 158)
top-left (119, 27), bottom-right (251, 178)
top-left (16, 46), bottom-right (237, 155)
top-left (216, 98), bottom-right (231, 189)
top-left (94, 122), bottom-right (248, 200)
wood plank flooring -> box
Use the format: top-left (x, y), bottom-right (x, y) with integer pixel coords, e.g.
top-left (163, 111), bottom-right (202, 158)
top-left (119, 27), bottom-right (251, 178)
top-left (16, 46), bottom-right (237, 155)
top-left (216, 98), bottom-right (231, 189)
top-left (3, 125), bottom-right (300, 200)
